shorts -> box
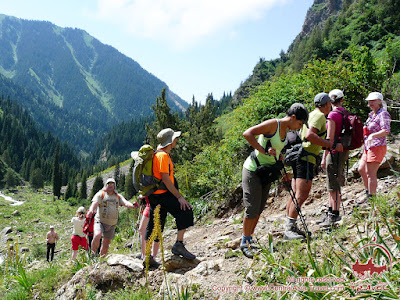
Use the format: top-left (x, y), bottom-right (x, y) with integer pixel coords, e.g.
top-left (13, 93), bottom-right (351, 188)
top-left (361, 146), bottom-right (386, 163)
top-left (71, 235), bottom-right (88, 251)
top-left (293, 159), bottom-right (314, 180)
top-left (94, 220), bottom-right (117, 239)
top-left (242, 167), bottom-right (272, 219)
top-left (142, 203), bottom-right (150, 218)
top-left (145, 190), bottom-right (194, 240)
top-left (326, 151), bottom-right (349, 191)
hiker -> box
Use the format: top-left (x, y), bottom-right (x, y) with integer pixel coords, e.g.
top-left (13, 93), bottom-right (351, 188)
top-left (285, 93), bottom-right (343, 240)
top-left (241, 103), bottom-right (309, 257)
top-left (357, 92), bottom-right (391, 205)
top-left (84, 209), bottom-right (101, 254)
top-left (318, 89), bottom-right (349, 227)
top-left (71, 206), bottom-right (88, 260)
top-left (46, 225), bottom-right (59, 262)
top-left (138, 196), bottom-right (160, 260)
top-left (145, 128), bottom-right (195, 267)
top-left (87, 178), bottom-right (135, 257)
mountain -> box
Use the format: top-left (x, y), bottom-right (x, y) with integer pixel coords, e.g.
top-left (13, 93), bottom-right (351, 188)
top-left (233, 0), bottom-right (400, 103)
top-left (0, 14), bottom-right (188, 152)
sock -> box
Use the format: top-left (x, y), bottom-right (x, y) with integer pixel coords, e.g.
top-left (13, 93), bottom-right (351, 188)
top-left (365, 190), bottom-right (369, 196)
top-left (241, 235), bottom-right (251, 246)
top-left (332, 210), bottom-right (339, 216)
top-left (328, 207), bottom-right (332, 213)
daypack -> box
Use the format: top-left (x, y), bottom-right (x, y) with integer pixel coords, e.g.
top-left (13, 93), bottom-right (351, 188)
top-left (334, 110), bottom-right (363, 151)
top-left (133, 145), bottom-right (168, 197)
top-left (83, 212), bottom-right (94, 236)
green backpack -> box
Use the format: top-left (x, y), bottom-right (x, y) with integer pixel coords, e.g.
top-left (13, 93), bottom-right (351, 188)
top-left (132, 145), bottom-right (169, 197)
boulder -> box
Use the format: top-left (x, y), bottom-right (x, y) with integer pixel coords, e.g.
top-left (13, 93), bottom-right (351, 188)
top-left (107, 254), bottom-right (143, 273)
top-left (1, 227), bottom-right (12, 235)
top-left (11, 210), bottom-right (20, 217)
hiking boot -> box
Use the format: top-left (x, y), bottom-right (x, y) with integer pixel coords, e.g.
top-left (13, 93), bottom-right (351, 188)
top-left (316, 212), bottom-right (328, 225)
top-left (143, 255), bottom-right (160, 268)
top-left (248, 236), bottom-right (259, 249)
top-left (171, 241), bottom-right (196, 260)
top-left (283, 223), bottom-right (306, 240)
top-left (319, 213), bottom-right (341, 228)
top-left (240, 244), bottom-right (254, 259)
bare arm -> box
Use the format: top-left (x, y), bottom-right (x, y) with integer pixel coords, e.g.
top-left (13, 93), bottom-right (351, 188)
top-left (243, 119), bottom-right (278, 156)
top-left (120, 197), bottom-right (134, 209)
top-left (161, 172), bottom-right (192, 210)
top-left (87, 201), bottom-right (99, 218)
top-left (305, 126), bottom-right (333, 148)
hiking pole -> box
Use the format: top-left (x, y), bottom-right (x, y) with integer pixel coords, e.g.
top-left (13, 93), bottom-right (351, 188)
top-left (329, 149), bottom-right (345, 215)
top-left (275, 158), bottom-right (311, 240)
top-left (131, 202), bottom-right (143, 253)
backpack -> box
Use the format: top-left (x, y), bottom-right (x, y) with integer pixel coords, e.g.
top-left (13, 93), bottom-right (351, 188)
top-left (133, 145), bottom-right (168, 197)
top-left (334, 110), bottom-right (363, 151)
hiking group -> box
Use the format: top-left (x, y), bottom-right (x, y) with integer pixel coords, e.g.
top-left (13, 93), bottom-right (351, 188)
top-left (49, 90), bottom-right (390, 264)
top-left (240, 90), bottom-right (391, 258)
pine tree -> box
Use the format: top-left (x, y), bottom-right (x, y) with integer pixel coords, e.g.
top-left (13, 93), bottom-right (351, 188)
top-left (125, 162), bottom-right (135, 200)
top-left (90, 175), bottom-right (104, 199)
top-left (79, 173), bottom-right (87, 200)
top-left (52, 144), bottom-right (62, 198)
top-left (114, 162), bottom-right (120, 187)
top-left (5, 169), bottom-right (17, 188)
top-left (30, 168), bottom-right (44, 189)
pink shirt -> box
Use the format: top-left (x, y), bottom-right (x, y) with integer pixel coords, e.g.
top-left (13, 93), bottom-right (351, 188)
top-left (327, 107), bottom-right (347, 154)
top-left (364, 108), bottom-right (391, 150)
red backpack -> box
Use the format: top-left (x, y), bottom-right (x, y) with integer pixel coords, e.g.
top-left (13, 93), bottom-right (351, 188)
top-left (334, 109), bottom-right (364, 151)
top-left (83, 210), bottom-right (95, 236)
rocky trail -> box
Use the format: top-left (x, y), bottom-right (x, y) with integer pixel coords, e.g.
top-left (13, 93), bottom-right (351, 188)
top-left (55, 154), bottom-right (400, 299)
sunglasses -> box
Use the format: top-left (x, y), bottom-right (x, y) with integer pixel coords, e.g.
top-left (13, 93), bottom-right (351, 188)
top-left (107, 182), bottom-right (115, 186)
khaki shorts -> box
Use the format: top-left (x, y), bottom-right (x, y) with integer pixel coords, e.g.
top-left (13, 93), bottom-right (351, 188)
top-left (94, 220), bottom-right (116, 239)
top-left (242, 167), bottom-right (272, 219)
top-left (326, 151), bottom-right (349, 191)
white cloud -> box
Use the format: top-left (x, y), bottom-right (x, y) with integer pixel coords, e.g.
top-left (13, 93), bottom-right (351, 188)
top-left (92, 0), bottom-right (288, 49)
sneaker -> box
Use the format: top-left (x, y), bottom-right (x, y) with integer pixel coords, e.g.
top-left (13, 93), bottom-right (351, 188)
top-left (319, 213), bottom-right (340, 228)
top-left (357, 194), bottom-right (371, 206)
top-left (240, 244), bottom-right (254, 259)
top-left (283, 223), bottom-right (306, 240)
top-left (143, 255), bottom-right (160, 268)
top-left (316, 212), bottom-right (328, 224)
top-left (171, 241), bottom-right (196, 260)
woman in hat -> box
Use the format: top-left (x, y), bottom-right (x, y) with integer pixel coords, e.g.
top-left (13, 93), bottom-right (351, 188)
top-left (358, 92), bottom-right (391, 205)
top-left (71, 206), bottom-right (88, 260)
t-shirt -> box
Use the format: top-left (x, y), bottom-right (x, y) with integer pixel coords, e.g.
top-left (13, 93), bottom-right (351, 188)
top-left (301, 109), bottom-right (327, 165)
top-left (93, 191), bottom-right (125, 226)
top-left (152, 150), bottom-right (173, 195)
top-left (71, 217), bottom-right (85, 237)
top-left (327, 107), bottom-right (347, 154)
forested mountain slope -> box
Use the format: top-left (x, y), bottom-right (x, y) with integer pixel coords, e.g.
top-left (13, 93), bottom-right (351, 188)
top-left (0, 14), bottom-right (187, 152)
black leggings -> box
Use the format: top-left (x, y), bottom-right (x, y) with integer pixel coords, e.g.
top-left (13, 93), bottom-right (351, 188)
top-left (145, 191), bottom-right (194, 241)
top-left (47, 243), bottom-right (55, 261)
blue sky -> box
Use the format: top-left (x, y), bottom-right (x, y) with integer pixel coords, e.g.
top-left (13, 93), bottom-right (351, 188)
top-left (0, 0), bottom-right (314, 104)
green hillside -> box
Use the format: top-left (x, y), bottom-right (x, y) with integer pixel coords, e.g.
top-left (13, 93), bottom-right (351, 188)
top-left (0, 14), bottom-right (188, 152)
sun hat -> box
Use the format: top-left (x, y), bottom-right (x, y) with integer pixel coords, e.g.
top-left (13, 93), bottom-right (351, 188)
top-left (328, 89), bottom-right (344, 101)
top-left (77, 206), bottom-right (85, 214)
top-left (365, 92), bottom-right (383, 101)
top-left (288, 103), bottom-right (309, 128)
top-left (50, 225), bottom-right (54, 229)
top-left (314, 92), bottom-right (332, 107)
top-left (106, 178), bottom-right (116, 185)
top-left (157, 128), bottom-right (181, 148)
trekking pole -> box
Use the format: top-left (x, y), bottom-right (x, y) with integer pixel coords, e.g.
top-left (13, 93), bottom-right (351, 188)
top-left (131, 203), bottom-right (143, 253)
top-left (329, 149), bottom-right (345, 215)
top-left (275, 158), bottom-right (311, 240)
